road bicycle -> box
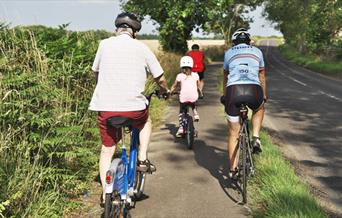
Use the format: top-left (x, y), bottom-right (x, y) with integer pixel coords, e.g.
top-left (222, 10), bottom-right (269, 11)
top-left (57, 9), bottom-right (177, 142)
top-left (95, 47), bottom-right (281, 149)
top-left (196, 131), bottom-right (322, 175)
top-left (103, 91), bottom-right (164, 218)
top-left (236, 104), bottom-right (255, 204)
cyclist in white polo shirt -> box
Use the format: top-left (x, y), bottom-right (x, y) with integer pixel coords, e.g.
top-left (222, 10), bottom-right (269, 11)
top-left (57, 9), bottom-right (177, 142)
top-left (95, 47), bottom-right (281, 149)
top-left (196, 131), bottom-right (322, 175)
top-left (89, 12), bottom-right (170, 202)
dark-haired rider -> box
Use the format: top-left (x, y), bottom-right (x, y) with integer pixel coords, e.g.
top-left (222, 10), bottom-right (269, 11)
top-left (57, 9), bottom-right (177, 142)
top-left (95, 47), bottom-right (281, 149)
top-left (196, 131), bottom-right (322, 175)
top-left (187, 44), bottom-right (205, 98)
top-left (89, 12), bottom-right (170, 202)
top-left (221, 28), bottom-right (267, 180)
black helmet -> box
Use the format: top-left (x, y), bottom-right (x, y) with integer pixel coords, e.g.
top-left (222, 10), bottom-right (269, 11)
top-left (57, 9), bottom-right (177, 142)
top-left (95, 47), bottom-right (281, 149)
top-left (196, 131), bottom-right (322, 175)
top-left (191, 44), bottom-right (200, 50)
top-left (232, 28), bottom-right (251, 45)
top-left (115, 12), bottom-right (141, 32)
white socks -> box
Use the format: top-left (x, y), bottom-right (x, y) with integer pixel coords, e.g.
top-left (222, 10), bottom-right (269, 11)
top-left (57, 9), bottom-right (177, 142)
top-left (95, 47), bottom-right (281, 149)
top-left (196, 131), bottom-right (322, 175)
top-left (99, 145), bottom-right (115, 198)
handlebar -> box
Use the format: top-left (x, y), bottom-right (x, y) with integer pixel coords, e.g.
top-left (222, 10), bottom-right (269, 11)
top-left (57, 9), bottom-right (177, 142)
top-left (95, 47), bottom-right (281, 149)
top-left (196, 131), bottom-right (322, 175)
top-left (171, 91), bottom-right (180, 95)
top-left (146, 90), bottom-right (170, 103)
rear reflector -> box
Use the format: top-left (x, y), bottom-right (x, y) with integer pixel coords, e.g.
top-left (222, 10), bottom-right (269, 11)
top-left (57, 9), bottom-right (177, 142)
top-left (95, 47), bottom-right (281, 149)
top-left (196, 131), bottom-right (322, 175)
top-left (106, 171), bottom-right (112, 184)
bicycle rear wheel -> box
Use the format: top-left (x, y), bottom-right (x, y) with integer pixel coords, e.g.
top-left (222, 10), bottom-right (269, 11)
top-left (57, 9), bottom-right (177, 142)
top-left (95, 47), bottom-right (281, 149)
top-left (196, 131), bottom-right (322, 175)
top-left (185, 116), bottom-right (194, 149)
top-left (104, 193), bottom-right (112, 218)
top-left (104, 193), bottom-right (127, 218)
top-left (241, 134), bottom-right (248, 204)
top-left (134, 169), bottom-right (146, 200)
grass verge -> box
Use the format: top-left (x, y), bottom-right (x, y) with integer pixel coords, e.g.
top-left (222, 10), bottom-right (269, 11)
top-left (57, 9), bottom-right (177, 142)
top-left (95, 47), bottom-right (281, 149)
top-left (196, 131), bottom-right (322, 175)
top-left (249, 130), bottom-right (327, 218)
top-left (279, 45), bottom-right (342, 76)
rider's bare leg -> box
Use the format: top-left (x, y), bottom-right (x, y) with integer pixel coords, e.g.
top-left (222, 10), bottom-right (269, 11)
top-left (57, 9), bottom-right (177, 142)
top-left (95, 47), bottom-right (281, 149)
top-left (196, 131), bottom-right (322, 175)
top-left (252, 106), bottom-right (265, 137)
top-left (99, 145), bottom-right (115, 199)
top-left (228, 121), bottom-right (241, 170)
top-left (138, 117), bottom-right (152, 161)
top-left (199, 79), bottom-right (204, 93)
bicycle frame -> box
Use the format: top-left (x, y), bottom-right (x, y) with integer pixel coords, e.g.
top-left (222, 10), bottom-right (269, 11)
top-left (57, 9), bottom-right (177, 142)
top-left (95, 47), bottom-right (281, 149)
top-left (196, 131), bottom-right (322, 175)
top-left (106, 127), bottom-right (140, 204)
top-left (238, 120), bottom-right (254, 173)
top-left (236, 104), bottom-right (255, 203)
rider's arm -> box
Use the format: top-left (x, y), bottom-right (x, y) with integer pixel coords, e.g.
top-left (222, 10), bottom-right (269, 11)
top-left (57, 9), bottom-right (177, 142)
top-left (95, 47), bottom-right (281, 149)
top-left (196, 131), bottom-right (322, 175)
top-left (196, 80), bottom-right (200, 93)
top-left (259, 69), bottom-right (267, 100)
top-left (92, 41), bottom-right (103, 85)
top-left (154, 74), bottom-right (170, 93)
top-left (170, 79), bottom-right (179, 93)
top-left (223, 69), bottom-right (228, 96)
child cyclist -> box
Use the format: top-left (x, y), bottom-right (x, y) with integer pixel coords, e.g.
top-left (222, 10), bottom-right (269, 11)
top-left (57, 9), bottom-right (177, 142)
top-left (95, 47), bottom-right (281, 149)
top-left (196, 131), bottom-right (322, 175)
top-left (170, 56), bottom-right (200, 137)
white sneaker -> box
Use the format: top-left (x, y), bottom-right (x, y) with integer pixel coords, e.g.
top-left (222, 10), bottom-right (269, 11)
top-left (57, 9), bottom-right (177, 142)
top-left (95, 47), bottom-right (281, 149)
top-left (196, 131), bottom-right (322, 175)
top-left (193, 110), bottom-right (200, 121)
top-left (176, 127), bottom-right (184, 137)
top-left (194, 114), bottom-right (200, 121)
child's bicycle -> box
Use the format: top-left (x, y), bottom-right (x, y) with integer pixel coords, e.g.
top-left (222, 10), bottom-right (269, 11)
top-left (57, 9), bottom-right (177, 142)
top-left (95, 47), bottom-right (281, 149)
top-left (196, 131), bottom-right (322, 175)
top-left (180, 102), bottom-right (198, 149)
top-left (103, 90), bottom-right (165, 218)
top-left (172, 92), bottom-right (198, 149)
top-left (235, 104), bottom-right (255, 204)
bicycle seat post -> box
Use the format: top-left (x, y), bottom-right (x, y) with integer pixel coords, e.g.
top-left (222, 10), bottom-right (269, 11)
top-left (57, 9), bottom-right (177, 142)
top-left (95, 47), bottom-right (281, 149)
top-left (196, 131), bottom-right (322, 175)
top-left (239, 104), bottom-right (248, 123)
top-left (121, 127), bottom-right (126, 149)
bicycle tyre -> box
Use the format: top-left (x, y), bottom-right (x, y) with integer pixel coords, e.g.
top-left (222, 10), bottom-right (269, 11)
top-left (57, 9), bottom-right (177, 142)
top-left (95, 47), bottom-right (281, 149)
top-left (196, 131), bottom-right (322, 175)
top-left (185, 116), bottom-right (194, 149)
top-left (104, 193), bottom-right (112, 218)
top-left (241, 134), bottom-right (248, 204)
top-left (134, 170), bottom-right (146, 200)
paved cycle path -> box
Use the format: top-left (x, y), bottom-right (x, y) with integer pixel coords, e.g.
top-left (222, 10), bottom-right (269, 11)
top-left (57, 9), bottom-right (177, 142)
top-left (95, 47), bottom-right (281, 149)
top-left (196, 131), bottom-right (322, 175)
top-left (260, 40), bottom-right (342, 216)
top-left (131, 63), bottom-right (247, 218)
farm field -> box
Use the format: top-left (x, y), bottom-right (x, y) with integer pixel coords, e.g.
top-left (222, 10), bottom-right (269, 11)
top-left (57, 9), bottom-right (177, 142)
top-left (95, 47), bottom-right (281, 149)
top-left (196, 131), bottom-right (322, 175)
top-left (140, 39), bottom-right (225, 52)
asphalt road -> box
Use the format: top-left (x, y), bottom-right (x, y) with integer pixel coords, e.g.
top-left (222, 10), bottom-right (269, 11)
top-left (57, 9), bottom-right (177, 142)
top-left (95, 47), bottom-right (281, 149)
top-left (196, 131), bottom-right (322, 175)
top-left (131, 63), bottom-right (248, 218)
top-left (260, 40), bottom-right (342, 216)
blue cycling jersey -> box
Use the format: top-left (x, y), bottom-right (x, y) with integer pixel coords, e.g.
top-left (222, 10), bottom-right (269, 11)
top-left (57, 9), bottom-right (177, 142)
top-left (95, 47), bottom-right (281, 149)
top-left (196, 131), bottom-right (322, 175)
top-left (223, 43), bottom-right (265, 87)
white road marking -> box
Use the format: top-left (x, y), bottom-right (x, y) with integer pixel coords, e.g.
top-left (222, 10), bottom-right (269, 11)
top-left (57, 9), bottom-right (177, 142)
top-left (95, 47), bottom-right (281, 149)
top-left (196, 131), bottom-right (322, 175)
top-left (318, 90), bottom-right (341, 101)
top-left (289, 76), bottom-right (308, 86)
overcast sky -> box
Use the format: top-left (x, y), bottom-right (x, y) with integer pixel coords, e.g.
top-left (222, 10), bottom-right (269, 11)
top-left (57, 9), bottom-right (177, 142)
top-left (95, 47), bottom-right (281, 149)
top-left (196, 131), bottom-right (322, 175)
top-left (0, 0), bottom-right (282, 37)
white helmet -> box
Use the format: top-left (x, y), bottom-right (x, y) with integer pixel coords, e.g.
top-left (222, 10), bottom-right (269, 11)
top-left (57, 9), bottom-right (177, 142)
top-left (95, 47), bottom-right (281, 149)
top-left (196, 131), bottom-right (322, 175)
top-left (232, 28), bottom-right (251, 45)
top-left (180, 56), bottom-right (193, 68)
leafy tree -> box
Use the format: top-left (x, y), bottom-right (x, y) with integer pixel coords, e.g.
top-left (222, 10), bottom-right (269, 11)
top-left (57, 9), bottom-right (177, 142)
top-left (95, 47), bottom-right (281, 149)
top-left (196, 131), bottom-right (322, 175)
top-left (203, 0), bottom-right (261, 45)
top-left (263, 0), bottom-right (342, 57)
top-left (307, 0), bottom-right (342, 56)
top-left (122, 0), bottom-right (208, 53)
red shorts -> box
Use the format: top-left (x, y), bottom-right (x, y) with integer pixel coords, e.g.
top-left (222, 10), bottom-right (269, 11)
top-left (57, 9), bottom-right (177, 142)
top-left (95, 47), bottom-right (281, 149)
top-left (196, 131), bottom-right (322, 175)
top-left (97, 109), bottom-right (149, 147)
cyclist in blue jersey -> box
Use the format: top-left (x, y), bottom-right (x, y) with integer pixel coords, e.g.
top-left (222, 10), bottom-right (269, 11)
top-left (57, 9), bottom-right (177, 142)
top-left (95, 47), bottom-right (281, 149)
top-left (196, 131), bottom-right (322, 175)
top-left (221, 28), bottom-right (267, 179)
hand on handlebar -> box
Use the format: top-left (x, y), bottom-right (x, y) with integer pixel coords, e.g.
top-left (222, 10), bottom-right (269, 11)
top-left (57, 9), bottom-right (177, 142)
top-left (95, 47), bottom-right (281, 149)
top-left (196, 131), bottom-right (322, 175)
top-left (161, 90), bottom-right (171, 100)
top-left (155, 89), bottom-right (170, 100)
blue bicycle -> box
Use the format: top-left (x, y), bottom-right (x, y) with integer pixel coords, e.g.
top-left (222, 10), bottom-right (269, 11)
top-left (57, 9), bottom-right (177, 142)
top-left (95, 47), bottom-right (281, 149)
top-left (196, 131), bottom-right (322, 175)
top-left (103, 91), bottom-right (163, 218)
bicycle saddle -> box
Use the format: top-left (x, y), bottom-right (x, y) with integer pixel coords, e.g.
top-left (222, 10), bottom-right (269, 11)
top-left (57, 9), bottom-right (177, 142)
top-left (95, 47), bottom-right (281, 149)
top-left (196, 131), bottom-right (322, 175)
top-left (107, 116), bottom-right (133, 128)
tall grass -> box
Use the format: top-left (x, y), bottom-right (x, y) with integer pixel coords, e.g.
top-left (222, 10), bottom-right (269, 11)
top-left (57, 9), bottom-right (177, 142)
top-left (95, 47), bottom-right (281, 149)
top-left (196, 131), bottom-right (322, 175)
top-left (0, 25), bottom-right (180, 217)
top-left (280, 45), bottom-right (342, 76)
top-left (250, 131), bottom-right (326, 218)
top-left (0, 25), bottom-right (104, 217)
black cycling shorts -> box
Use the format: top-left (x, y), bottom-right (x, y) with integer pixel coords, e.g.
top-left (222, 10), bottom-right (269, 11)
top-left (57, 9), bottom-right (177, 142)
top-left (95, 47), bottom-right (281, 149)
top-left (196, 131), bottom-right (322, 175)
top-left (224, 84), bottom-right (264, 117)
top-left (179, 102), bottom-right (196, 114)
top-left (197, 72), bottom-right (204, 80)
